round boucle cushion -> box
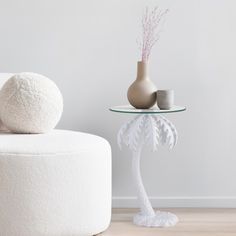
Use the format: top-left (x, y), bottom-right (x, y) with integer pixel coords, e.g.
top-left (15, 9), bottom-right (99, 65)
top-left (0, 130), bottom-right (111, 236)
top-left (0, 72), bottom-right (63, 134)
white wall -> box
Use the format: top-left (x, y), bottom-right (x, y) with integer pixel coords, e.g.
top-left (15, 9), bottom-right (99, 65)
top-left (0, 0), bottom-right (236, 207)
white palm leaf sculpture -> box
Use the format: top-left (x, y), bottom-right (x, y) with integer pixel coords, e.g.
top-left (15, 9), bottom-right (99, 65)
top-left (145, 115), bottom-right (159, 152)
top-left (118, 114), bottom-right (178, 152)
top-left (118, 118), bottom-right (134, 149)
top-left (125, 115), bottom-right (145, 152)
top-left (117, 115), bottom-right (140, 149)
top-left (153, 115), bottom-right (177, 149)
top-left (160, 115), bottom-right (178, 147)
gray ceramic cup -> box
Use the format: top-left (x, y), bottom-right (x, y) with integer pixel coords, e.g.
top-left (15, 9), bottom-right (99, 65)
top-left (156, 90), bottom-right (174, 110)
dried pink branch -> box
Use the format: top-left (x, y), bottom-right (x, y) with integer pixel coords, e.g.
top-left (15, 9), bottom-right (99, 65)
top-left (138, 6), bottom-right (168, 62)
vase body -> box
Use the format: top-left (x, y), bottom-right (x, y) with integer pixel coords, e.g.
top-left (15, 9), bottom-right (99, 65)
top-left (127, 61), bottom-right (157, 109)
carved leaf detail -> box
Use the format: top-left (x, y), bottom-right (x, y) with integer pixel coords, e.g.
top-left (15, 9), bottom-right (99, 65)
top-left (145, 115), bottom-right (159, 151)
top-left (117, 114), bottom-right (178, 153)
top-left (160, 115), bottom-right (178, 147)
top-left (154, 115), bottom-right (177, 149)
top-left (126, 115), bottom-right (145, 152)
top-left (117, 117), bottom-right (136, 149)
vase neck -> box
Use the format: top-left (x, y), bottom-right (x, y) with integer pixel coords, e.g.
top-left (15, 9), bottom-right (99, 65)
top-left (137, 61), bottom-right (149, 80)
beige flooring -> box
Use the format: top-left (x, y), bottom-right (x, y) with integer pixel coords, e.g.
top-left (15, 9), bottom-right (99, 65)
top-left (100, 208), bottom-right (236, 236)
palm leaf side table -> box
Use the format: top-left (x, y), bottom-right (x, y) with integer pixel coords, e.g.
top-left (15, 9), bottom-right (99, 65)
top-left (110, 105), bottom-right (186, 227)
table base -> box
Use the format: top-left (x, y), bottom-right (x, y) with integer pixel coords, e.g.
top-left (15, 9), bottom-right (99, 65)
top-left (133, 211), bottom-right (178, 227)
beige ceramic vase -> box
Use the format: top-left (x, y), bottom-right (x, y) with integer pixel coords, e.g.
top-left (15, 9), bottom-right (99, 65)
top-left (127, 61), bottom-right (157, 109)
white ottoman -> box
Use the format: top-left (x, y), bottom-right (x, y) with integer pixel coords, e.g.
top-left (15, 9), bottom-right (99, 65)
top-left (0, 130), bottom-right (111, 236)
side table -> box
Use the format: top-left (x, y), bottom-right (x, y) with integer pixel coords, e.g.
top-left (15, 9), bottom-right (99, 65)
top-left (110, 105), bottom-right (186, 227)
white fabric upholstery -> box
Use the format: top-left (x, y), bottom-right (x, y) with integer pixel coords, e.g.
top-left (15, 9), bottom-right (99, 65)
top-left (0, 130), bottom-right (111, 236)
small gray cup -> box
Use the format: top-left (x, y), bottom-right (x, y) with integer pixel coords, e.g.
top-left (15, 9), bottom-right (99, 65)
top-left (156, 90), bottom-right (174, 110)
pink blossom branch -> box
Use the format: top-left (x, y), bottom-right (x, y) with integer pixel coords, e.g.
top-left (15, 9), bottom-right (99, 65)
top-left (138, 6), bottom-right (168, 62)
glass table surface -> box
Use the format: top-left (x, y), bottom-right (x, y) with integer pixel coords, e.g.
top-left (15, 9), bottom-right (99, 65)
top-left (109, 105), bottom-right (186, 114)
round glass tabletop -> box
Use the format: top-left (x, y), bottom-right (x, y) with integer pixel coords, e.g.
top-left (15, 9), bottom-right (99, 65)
top-left (109, 105), bottom-right (186, 114)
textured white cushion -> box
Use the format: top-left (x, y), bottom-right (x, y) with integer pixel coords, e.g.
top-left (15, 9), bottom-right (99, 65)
top-left (0, 130), bottom-right (111, 236)
top-left (0, 72), bottom-right (63, 134)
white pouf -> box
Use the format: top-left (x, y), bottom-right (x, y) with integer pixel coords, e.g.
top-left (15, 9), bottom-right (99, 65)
top-left (0, 130), bottom-right (111, 236)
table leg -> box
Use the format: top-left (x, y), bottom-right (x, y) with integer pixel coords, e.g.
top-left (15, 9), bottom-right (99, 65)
top-left (132, 146), bottom-right (178, 227)
top-left (118, 114), bottom-right (179, 227)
